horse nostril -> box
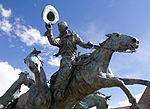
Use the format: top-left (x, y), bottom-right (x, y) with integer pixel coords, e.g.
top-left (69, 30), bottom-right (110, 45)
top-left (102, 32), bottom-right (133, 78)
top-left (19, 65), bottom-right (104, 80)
top-left (35, 63), bottom-right (38, 67)
top-left (29, 66), bottom-right (33, 71)
top-left (131, 38), bottom-right (137, 43)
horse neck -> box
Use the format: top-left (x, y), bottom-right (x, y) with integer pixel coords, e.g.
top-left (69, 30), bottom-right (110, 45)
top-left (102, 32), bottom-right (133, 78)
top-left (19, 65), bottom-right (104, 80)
top-left (0, 77), bottom-right (23, 103)
top-left (34, 67), bottom-right (47, 87)
top-left (91, 45), bottom-right (114, 71)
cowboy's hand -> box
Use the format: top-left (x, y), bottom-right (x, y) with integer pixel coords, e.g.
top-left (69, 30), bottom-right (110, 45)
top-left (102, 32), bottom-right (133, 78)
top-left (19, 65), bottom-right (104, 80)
top-left (87, 41), bottom-right (93, 48)
top-left (44, 23), bottom-right (52, 36)
top-left (45, 23), bottom-right (52, 31)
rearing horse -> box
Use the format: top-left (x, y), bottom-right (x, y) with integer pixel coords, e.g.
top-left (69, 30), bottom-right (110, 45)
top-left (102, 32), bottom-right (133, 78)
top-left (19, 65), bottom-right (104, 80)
top-left (74, 91), bottom-right (111, 109)
top-left (15, 48), bottom-right (51, 109)
top-left (11, 32), bottom-right (150, 109)
top-left (50, 32), bottom-right (150, 109)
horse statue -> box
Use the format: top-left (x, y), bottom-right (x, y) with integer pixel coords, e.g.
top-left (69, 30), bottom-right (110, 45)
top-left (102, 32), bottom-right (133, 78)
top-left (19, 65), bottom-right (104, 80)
top-left (0, 71), bottom-right (34, 108)
top-left (2, 32), bottom-right (150, 109)
top-left (15, 48), bottom-right (51, 109)
top-left (73, 91), bottom-right (111, 109)
top-left (49, 32), bottom-right (150, 109)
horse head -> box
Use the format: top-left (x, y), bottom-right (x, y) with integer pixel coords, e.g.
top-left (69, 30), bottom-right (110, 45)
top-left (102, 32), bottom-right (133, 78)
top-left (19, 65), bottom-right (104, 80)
top-left (19, 71), bottom-right (34, 87)
top-left (93, 92), bottom-right (111, 109)
top-left (16, 49), bottom-right (51, 109)
top-left (24, 48), bottom-right (43, 74)
top-left (100, 32), bottom-right (139, 53)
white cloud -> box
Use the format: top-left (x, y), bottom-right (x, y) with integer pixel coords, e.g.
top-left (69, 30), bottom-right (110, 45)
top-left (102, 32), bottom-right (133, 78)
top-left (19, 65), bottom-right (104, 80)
top-left (0, 61), bottom-right (29, 97)
top-left (0, 4), bottom-right (12, 18)
top-left (48, 56), bottom-right (60, 66)
top-left (9, 44), bottom-right (15, 48)
top-left (14, 24), bottom-right (49, 46)
top-left (117, 99), bottom-right (130, 107)
top-left (0, 19), bottom-right (12, 34)
top-left (0, 4), bottom-right (49, 47)
top-left (117, 93), bottom-right (143, 107)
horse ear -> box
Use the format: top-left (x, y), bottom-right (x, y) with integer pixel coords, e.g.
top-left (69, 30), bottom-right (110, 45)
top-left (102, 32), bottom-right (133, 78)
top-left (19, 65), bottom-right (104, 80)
top-left (105, 34), bottom-right (111, 37)
top-left (94, 45), bottom-right (100, 49)
top-left (114, 32), bottom-right (120, 37)
top-left (105, 95), bottom-right (111, 100)
top-left (32, 48), bottom-right (42, 55)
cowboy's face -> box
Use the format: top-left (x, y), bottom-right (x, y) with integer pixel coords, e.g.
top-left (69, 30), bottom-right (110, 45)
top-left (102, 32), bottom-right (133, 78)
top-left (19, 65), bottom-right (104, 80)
top-left (58, 25), bottom-right (67, 33)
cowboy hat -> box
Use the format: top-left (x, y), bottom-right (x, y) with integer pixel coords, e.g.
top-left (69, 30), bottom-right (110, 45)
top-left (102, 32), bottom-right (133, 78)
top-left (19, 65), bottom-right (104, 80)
top-left (42, 5), bottom-right (59, 24)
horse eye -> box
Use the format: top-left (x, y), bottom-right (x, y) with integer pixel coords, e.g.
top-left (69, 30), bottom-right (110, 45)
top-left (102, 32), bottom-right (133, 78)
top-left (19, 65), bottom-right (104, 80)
top-left (116, 34), bottom-right (120, 37)
top-left (24, 59), bottom-right (26, 64)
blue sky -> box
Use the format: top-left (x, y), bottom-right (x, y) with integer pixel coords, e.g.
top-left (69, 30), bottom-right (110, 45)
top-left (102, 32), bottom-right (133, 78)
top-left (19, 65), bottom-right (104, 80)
top-left (0, 0), bottom-right (150, 108)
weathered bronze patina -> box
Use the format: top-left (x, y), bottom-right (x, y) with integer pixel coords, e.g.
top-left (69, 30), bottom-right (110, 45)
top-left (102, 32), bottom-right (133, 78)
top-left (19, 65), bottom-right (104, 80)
top-left (1, 5), bottom-right (150, 109)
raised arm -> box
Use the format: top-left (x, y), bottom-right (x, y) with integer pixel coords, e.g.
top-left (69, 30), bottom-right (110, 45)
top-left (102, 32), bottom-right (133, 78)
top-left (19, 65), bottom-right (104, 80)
top-left (44, 23), bottom-right (61, 47)
top-left (75, 33), bottom-right (93, 49)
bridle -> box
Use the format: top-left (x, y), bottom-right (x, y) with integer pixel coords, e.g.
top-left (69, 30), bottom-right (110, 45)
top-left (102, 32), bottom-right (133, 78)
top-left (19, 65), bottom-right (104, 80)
top-left (76, 36), bottom-right (137, 65)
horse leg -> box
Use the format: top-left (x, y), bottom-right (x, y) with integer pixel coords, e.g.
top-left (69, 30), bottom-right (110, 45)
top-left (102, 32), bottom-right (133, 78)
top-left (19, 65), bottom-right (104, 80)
top-left (118, 77), bottom-right (150, 86)
top-left (74, 103), bottom-right (88, 109)
top-left (118, 82), bottom-right (138, 109)
top-left (93, 76), bottom-right (139, 109)
top-left (97, 104), bottom-right (108, 109)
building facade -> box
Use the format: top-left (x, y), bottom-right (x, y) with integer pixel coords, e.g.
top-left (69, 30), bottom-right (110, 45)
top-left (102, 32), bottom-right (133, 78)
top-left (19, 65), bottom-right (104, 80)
top-left (110, 87), bottom-right (150, 109)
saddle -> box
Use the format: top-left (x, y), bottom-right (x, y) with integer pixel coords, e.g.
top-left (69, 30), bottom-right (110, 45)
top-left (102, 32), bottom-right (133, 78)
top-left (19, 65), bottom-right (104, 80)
top-left (50, 53), bottom-right (91, 87)
top-left (73, 53), bottom-right (91, 66)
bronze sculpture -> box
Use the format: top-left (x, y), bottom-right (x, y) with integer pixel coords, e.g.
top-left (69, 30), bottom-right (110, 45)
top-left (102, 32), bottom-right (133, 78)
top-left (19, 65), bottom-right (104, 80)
top-left (1, 4), bottom-right (150, 109)
top-left (73, 91), bottom-right (111, 109)
top-left (15, 48), bottom-right (51, 109)
top-left (1, 33), bottom-right (150, 109)
top-left (0, 72), bottom-right (34, 108)
top-left (45, 21), bottom-right (93, 100)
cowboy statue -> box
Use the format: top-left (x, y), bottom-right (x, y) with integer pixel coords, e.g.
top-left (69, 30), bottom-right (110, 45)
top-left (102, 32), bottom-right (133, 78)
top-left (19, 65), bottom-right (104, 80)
top-left (44, 21), bottom-right (93, 100)
top-left (42, 5), bottom-right (93, 100)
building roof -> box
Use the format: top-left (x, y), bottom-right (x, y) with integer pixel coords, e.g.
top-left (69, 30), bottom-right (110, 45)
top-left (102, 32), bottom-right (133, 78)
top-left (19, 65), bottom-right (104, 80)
top-left (138, 87), bottom-right (150, 104)
top-left (110, 86), bottom-right (150, 109)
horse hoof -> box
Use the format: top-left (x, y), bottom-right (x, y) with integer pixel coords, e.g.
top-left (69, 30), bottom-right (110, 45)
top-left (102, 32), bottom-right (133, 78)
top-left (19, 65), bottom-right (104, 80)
top-left (148, 81), bottom-right (150, 87)
top-left (130, 104), bottom-right (139, 109)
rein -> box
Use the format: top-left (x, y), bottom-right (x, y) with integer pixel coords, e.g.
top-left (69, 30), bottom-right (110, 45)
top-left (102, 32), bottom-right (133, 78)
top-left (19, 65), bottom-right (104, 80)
top-left (75, 37), bottom-right (136, 66)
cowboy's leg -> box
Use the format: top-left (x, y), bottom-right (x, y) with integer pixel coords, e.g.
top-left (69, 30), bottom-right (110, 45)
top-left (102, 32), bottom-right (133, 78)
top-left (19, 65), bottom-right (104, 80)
top-left (54, 57), bottom-right (73, 99)
top-left (54, 66), bottom-right (72, 99)
top-left (50, 70), bottom-right (59, 85)
top-left (49, 71), bottom-right (59, 92)
top-left (54, 65), bottom-right (72, 90)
